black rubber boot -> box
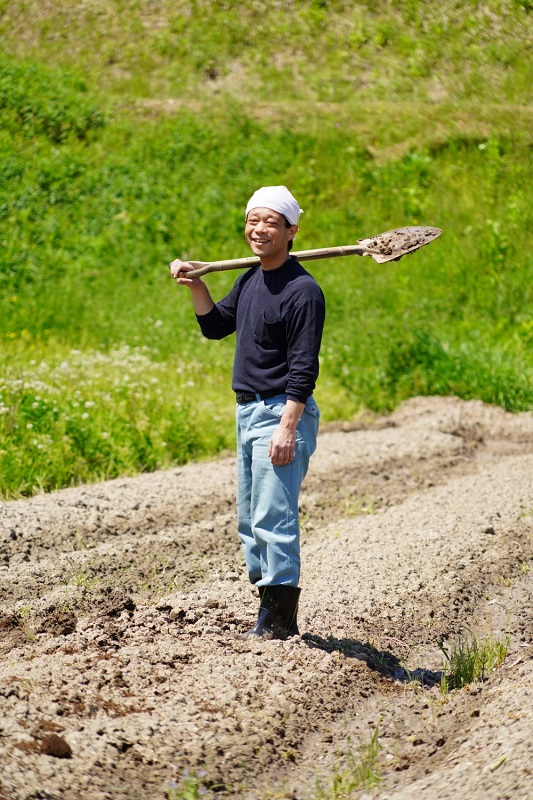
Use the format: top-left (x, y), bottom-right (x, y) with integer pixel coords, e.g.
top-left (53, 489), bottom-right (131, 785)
top-left (255, 585), bottom-right (297, 637)
top-left (257, 585), bottom-right (300, 636)
top-left (241, 585), bottom-right (301, 641)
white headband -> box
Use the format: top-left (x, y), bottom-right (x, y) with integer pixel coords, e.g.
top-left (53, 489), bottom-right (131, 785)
top-left (245, 185), bottom-right (303, 226)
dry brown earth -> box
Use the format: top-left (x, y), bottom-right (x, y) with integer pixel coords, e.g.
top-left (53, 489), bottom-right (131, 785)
top-left (1, 396), bottom-right (532, 800)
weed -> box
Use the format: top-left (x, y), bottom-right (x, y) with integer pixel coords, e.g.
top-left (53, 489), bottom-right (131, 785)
top-left (299, 508), bottom-right (312, 536)
top-left (10, 675), bottom-right (37, 693)
top-left (401, 664), bottom-right (424, 689)
top-left (69, 570), bottom-right (99, 589)
top-left (15, 605), bottom-right (35, 638)
top-left (342, 494), bottom-right (377, 517)
top-left (167, 774), bottom-right (206, 800)
top-left (313, 727), bottom-right (381, 798)
top-left (18, 604), bottom-right (33, 619)
top-left (438, 630), bottom-right (510, 693)
top-left (498, 575), bottom-right (513, 588)
top-left (167, 767), bottom-right (223, 800)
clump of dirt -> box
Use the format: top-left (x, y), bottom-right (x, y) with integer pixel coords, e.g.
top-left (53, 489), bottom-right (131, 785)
top-left (0, 396), bottom-right (532, 800)
top-left (33, 607), bottom-right (77, 637)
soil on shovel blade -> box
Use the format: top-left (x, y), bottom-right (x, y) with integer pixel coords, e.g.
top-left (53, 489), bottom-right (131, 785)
top-left (363, 226), bottom-right (441, 260)
top-left (0, 396), bottom-right (532, 800)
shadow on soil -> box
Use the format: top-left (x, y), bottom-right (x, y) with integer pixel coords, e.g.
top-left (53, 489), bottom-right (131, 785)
top-left (303, 634), bottom-right (443, 687)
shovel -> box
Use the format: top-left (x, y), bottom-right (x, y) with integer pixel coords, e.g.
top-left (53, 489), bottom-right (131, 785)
top-left (175, 226), bottom-right (442, 279)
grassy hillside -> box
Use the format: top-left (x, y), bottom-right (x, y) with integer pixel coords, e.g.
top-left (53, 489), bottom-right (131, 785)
top-left (1, 0), bottom-right (531, 107)
top-left (0, 1), bottom-right (532, 497)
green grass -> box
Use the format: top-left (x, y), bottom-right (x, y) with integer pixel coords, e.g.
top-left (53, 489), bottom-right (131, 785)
top-left (0, 341), bottom-right (234, 498)
top-left (167, 774), bottom-right (208, 800)
top-left (313, 728), bottom-right (381, 798)
top-left (438, 631), bottom-right (511, 693)
top-left (1, 1), bottom-right (530, 107)
top-left (0, 1), bottom-right (532, 497)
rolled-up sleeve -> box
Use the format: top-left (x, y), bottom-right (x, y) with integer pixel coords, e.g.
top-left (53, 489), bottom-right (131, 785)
top-left (195, 275), bottom-right (246, 340)
top-left (196, 304), bottom-right (236, 340)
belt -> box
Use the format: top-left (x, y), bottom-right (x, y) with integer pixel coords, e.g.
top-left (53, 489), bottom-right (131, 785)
top-left (235, 389), bottom-right (283, 404)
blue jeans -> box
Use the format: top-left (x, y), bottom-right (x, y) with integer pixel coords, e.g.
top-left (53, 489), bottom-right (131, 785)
top-left (236, 394), bottom-right (320, 587)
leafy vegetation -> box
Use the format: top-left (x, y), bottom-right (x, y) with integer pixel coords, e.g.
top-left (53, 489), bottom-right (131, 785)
top-left (0, 1), bottom-right (532, 497)
top-left (168, 770), bottom-right (213, 800)
top-left (313, 728), bottom-right (381, 798)
top-left (0, 345), bottom-right (232, 498)
top-left (439, 631), bottom-right (510, 693)
top-left (0, 53), bottom-right (104, 142)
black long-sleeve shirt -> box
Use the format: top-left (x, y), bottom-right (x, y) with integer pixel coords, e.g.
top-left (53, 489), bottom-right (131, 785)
top-left (196, 256), bottom-right (326, 404)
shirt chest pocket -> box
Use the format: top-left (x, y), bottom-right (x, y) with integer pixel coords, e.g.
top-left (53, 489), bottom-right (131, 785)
top-left (253, 313), bottom-right (286, 349)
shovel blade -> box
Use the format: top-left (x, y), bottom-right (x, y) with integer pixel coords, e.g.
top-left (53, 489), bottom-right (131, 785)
top-left (359, 226), bottom-right (442, 264)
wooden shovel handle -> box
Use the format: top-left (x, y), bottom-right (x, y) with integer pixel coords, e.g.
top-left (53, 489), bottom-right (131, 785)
top-left (184, 245), bottom-right (369, 279)
top-left (173, 226), bottom-right (442, 278)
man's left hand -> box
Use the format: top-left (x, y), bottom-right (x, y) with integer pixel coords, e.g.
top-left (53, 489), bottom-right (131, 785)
top-left (268, 426), bottom-right (296, 466)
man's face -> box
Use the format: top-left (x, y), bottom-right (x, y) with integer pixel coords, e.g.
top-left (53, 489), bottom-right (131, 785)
top-left (245, 207), bottom-right (298, 267)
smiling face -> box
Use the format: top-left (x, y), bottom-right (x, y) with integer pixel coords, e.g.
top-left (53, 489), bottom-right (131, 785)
top-left (245, 207), bottom-right (299, 270)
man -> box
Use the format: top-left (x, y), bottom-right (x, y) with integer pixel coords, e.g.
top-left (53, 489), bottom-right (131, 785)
top-left (169, 186), bottom-right (325, 640)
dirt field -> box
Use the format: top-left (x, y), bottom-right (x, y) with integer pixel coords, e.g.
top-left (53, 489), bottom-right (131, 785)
top-left (1, 395), bottom-right (532, 800)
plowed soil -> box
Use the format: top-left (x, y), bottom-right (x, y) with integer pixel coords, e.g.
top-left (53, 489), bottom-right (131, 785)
top-left (1, 396), bottom-right (532, 800)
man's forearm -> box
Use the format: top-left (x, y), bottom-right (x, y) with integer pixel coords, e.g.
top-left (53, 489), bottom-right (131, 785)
top-left (268, 399), bottom-right (305, 466)
top-left (190, 283), bottom-right (215, 316)
top-left (280, 399), bottom-right (305, 431)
